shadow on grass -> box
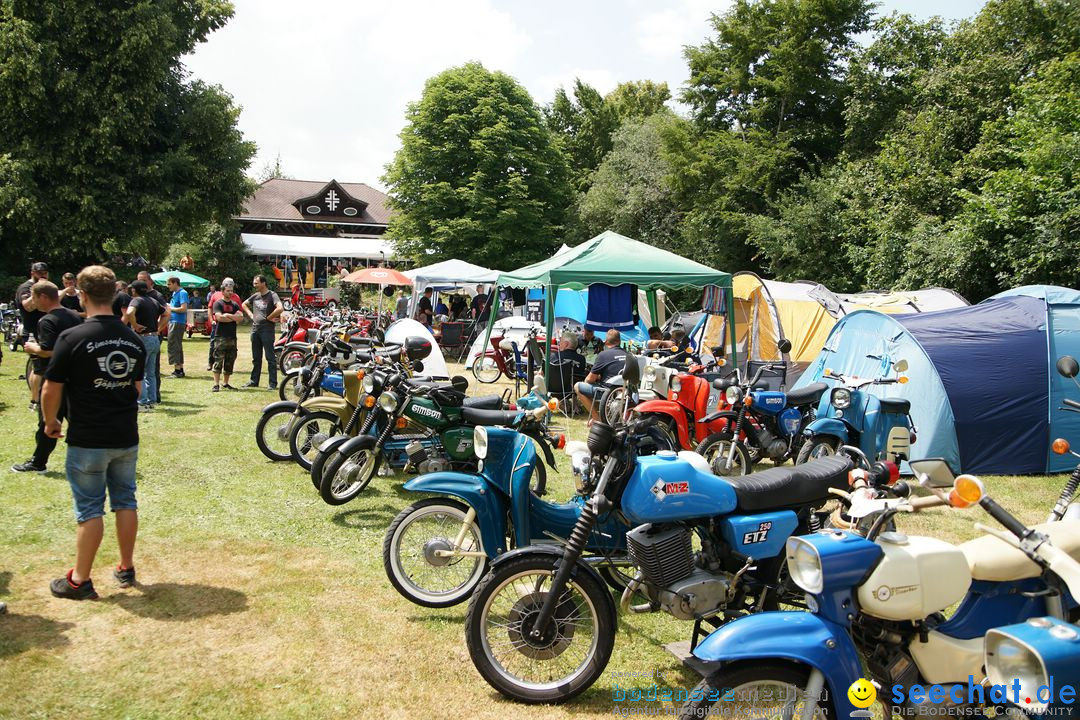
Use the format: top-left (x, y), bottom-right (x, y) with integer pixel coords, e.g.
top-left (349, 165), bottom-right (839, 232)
top-left (330, 506), bottom-right (400, 529)
top-left (0, 571), bottom-right (10, 595)
top-left (103, 582), bottom-right (248, 621)
top-left (0, 613), bottom-right (75, 658)
top-left (155, 408), bottom-right (203, 418)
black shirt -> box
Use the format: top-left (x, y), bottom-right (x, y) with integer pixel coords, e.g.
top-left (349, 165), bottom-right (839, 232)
top-left (418, 297), bottom-right (433, 316)
top-left (34, 307), bottom-right (83, 371)
top-left (44, 316), bottom-right (146, 448)
top-left (212, 298), bottom-right (240, 339)
top-left (554, 349), bottom-right (588, 377)
top-left (581, 336), bottom-right (605, 356)
top-left (130, 296), bottom-right (163, 334)
top-left (112, 292), bottom-right (131, 317)
top-left (16, 279), bottom-right (44, 336)
top-left (245, 290), bottom-right (280, 331)
top-left (60, 292), bottom-right (83, 314)
top-left (591, 347), bottom-right (628, 383)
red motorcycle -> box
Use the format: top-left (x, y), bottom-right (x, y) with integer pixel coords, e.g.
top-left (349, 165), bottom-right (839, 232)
top-left (471, 327), bottom-right (551, 384)
top-left (275, 314), bottom-right (328, 373)
top-left (634, 363), bottom-right (736, 452)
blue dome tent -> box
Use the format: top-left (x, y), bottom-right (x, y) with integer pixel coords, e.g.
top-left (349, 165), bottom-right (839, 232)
top-left (793, 286), bottom-right (1080, 474)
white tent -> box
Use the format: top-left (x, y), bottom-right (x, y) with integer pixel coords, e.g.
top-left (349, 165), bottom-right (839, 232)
top-left (384, 319), bottom-right (449, 379)
top-left (404, 259), bottom-right (499, 318)
top-left (240, 233), bottom-right (394, 260)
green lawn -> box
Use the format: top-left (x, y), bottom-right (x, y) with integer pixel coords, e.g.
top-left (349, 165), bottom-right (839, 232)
top-left (0, 336), bottom-right (1069, 719)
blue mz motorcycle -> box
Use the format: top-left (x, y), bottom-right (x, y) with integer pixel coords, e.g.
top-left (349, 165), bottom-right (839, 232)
top-left (797, 358), bottom-right (915, 465)
top-left (680, 460), bottom-right (1080, 718)
top-left (459, 356), bottom-right (869, 704)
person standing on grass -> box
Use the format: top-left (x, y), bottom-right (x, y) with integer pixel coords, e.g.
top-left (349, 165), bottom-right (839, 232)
top-left (210, 288), bottom-right (242, 391)
top-left (297, 256), bottom-right (307, 287)
top-left (112, 281), bottom-right (131, 318)
top-left (12, 281), bottom-right (82, 474)
top-left (124, 281), bottom-right (162, 411)
top-left (395, 290), bottom-right (409, 320)
top-left (42, 265), bottom-right (146, 600)
top-left (59, 272), bottom-right (85, 318)
top-left (242, 274), bottom-right (282, 390)
top-left (206, 280), bottom-right (241, 371)
top-left (165, 277), bottom-right (188, 378)
top-left (17, 261), bottom-right (49, 410)
top-left (136, 271), bottom-right (166, 404)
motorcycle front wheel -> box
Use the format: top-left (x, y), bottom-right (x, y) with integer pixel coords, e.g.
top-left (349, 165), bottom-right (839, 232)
top-left (678, 663), bottom-right (834, 719)
top-left (288, 411), bottom-right (342, 471)
top-left (695, 433), bottom-right (752, 476)
top-left (383, 497), bottom-right (488, 608)
top-left (255, 405), bottom-right (304, 462)
top-left (278, 370), bottom-right (321, 403)
top-left (472, 355), bottom-right (502, 384)
top-left (796, 435), bottom-right (841, 464)
top-left (278, 348), bottom-right (309, 375)
top-left (319, 436), bottom-right (381, 505)
top-left (464, 554), bottom-right (615, 704)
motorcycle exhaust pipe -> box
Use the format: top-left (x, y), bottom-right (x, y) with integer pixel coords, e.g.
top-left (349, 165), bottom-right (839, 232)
top-left (620, 571), bottom-right (655, 614)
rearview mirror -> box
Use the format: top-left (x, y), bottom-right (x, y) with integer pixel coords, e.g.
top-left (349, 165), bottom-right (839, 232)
top-left (894, 359), bottom-right (909, 373)
top-left (1057, 355), bottom-right (1079, 379)
top-left (778, 338), bottom-right (792, 354)
top-left (909, 457), bottom-right (956, 488)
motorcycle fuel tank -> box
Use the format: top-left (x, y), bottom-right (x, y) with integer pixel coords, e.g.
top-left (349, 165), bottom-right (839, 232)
top-left (403, 396), bottom-right (449, 429)
top-left (751, 391), bottom-right (787, 416)
top-left (621, 452), bottom-right (738, 525)
top-left (718, 511), bottom-right (799, 559)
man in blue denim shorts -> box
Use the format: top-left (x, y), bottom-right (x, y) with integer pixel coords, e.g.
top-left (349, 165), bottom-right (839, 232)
top-left (42, 265), bottom-right (147, 600)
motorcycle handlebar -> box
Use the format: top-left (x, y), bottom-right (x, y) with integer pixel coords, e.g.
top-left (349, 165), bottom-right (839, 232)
top-left (1064, 398), bottom-right (1080, 410)
top-left (909, 495), bottom-right (946, 510)
top-left (979, 496), bottom-right (1031, 540)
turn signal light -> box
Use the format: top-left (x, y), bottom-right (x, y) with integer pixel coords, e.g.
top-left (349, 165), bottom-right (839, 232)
top-left (395, 417), bottom-right (408, 429)
top-left (883, 461), bottom-right (900, 485)
top-left (363, 396), bottom-right (376, 408)
top-left (949, 474), bottom-right (985, 508)
top-left (547, 398), bottom-right (559, 411)
top-left (1053, 438), bottom-right (1070, 455)
top-left (356, 369), bottom-right (366, 380)
top-left (744, 395), bottom-right (753, 407)
top-left (555, 433), bottom-right (566, 449)
top-left (910, 432), bottom-right (917, 445)
top-left (824, 368), bottom-right (833, 377)
top-left (898, 376), bottom-right (909, 384)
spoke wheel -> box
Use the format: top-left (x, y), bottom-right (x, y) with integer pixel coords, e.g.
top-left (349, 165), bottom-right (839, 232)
top-left (472, 355), bottom-right (502, 383)
top-left (318, 437), bottom-right (381, 505)
top-left (695, 432), bottom-right (751, 476)
top-left (287, 410), bottom-right (341, 471)
top-left (255, 405), bottom-right (304, 462)
top-left (465, 554), bottom-right (614, 704)
top-left (383, 498), bottom-right (488, 608)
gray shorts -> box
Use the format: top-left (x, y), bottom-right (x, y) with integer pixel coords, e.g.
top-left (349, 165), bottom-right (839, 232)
top-left (167, 322), bottom-right (186, 365)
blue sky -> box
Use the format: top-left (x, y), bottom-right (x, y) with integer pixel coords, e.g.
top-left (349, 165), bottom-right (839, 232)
top-left (185, 0), bottom-right (987, 189)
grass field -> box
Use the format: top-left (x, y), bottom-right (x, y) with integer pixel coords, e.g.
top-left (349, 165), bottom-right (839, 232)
top-left (0, 334), bottom-right (1070, 719)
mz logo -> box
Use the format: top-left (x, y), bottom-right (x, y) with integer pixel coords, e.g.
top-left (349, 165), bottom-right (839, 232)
top-left (409, 403), bottom-right (441, 420)
top-left (742, 521), bottom-right (772, 545)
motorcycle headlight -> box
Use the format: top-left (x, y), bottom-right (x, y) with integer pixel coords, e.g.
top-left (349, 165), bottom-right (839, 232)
top-left (473, 426), bottom-right (488, 460)
top-left (644, 366), bottom-right (656, 380)
top-left (671, 376), bottom-right (682, 392)
top-left (725, 385), bottom-right (742, 404)
top-left (832, 388), bottom-right (852, 410)
top-left (985, 630), bottom-right (1051, 712)
top-left (362, 374), bottom-right (375, 393)
top-left (378, 391), bottom-right (399, 413)
top-left (785, 537), bottom-right (824, 594)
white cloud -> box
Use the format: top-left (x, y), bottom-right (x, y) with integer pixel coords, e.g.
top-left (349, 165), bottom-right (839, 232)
top-left (532, 68), bottom-right (620, 105)
top-left (636, 0), bottom-right (728, 57)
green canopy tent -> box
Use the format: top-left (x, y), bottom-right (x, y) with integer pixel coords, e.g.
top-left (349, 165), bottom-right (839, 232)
top-left (483, 231), bottom-right (737, 383)
top-left (150, 270), bottom-right (209, 289)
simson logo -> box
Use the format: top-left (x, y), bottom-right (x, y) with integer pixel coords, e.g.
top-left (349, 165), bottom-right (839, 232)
top-left (409, 403), bottom-right (441, 419)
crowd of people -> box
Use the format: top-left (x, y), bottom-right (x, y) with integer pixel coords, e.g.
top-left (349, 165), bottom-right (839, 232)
top-left (405, 284), bottom-right (492, 327)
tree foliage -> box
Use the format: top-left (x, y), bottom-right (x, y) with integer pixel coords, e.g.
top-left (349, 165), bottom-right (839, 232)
top-left (382, 62), bottom-right (573, 270)
top-left (0, 0), bottom-right (255, 271)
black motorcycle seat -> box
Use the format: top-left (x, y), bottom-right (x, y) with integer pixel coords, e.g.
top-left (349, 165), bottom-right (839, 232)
top-left (880, 397), bottom-right (910, 415)
top-left (463, 395), bottom-right (502, 410)
top-left (462, 407), bottom-right (521, 427)
top-left (726, 456), bottom-right (853, 512)
top-left (787, 382), bottom-right (828, 407)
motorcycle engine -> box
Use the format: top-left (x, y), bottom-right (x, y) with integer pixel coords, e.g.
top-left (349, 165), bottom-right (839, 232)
top-left (405, 441), bottom-right (448, 474)
top-left (755, 427), bottom-right (789, 460)
top-left (627, 524), bottom-right (732, 621)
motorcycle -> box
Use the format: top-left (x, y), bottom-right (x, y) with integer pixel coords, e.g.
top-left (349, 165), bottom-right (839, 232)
top-left (680, 460), bottom-right (1080, 719)
top-left (471, 327), bottom-right (545, 384)
top-left (460, 355), bottom-right (865, 704)
top-left (797, 358), bottom-right (915, 465)
top-left (314, 367), bottom-right (521, 505)
top-left (695, 349), bottom-right (829, 476)
top-left (3, 304), bottom-right (23, 353)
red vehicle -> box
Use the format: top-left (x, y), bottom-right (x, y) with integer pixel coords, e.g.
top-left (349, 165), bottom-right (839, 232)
top-left (471, 328), bottom-right (552, 384)
top-left (186, 309), bottom-right (212, 337)
top-left (284, 285), bottom-right (341, 312)
top-left (634, 366), bottom-right (736, 452)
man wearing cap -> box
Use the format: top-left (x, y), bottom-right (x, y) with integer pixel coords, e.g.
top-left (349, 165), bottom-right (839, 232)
top-left (17, 262), bottom-right (50, 410)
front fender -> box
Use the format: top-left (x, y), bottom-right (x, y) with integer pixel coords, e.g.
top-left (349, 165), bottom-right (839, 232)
top-left (804, 417), bottom-right (850, 443)
top-left (635, 402), bottom-right (691, 449)
top-left (301, 397), bottom-right (349, 416)
top-left (488, 546), bottom-right (617, 621)
top-left (401, 472), bottom-right (508, 557)
top-left (693, 612), bottom-right (861, 716)
top-left (281, 341), bottom-right (310, 355)
top-left (261, 400), bottom-right (299, 415)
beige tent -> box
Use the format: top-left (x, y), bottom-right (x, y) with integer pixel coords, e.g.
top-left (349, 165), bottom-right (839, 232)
top-left (699, 273), bottom-right (968, 385)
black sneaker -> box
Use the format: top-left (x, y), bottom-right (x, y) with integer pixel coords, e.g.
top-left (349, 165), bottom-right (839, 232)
top-left (28, 401), bottom-right (39, 412)
top-left (223, 384), bottom-right (237, 391)
top-left (50, 571), bottom-right (98, 600)
top-left (212, 385), bottom-right (220, 392)
top-left (242, 381), bottom-right (259, 388)
top-left (113, 565), bottom-right (135, 588)
top-left (11, 459), bottom-right (46, 474)
top-left (171, 370), bottom-right (185, 378)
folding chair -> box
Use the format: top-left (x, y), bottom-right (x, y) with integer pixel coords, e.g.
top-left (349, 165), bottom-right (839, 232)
top-left (745, 360), bottom-right (789, 391)
top-left (456, 320), bottom-right (479, 363)
top-left (546, 359), bottom-right (583, 424)
top-left (439, 321), bottom-right (465, 359)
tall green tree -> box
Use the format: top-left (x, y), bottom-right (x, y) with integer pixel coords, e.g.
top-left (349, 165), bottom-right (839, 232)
top-left (0, 0), bottom-right (255, 270)
top-left (382, 62), bottom-right (573, 270)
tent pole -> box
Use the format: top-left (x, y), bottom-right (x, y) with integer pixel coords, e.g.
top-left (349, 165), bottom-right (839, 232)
top-left (544, 284), bottom-right (556, 386)
top-left (646, 289), bottom-right (658, 329)
top-left (727, 281), bottom-right (738, 371)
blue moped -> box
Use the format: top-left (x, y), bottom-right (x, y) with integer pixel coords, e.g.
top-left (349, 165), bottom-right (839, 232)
top-left (680, 461), bottom-right (1080, 719)
top-left (797, 358), bottom-right (915, 466)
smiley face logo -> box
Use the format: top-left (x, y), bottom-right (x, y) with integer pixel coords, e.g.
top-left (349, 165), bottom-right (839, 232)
top-left (848, 678), bottom-right (876, 709)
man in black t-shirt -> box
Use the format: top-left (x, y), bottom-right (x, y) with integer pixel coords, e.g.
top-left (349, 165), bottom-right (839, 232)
top-left (43, 265), bottom-right (146, 600)
top-left (59, 272), bottom-right (85, 317)
top-left (13, 281), bottom-right (83, 473)
top-left (417, 288), bottom-right (434, 326)
top-left (137, 271), bottom-right (166, 403)
top-left (210, 292), bottom-right (242, 391)
top-left (112, 281), bottom-right (131, 318)
top-left (575, 329), bottom-right (627, 421)
top-left (17, 261), bottom-right (50, 409)
top-left (124, 281), bottom-right (164, 410)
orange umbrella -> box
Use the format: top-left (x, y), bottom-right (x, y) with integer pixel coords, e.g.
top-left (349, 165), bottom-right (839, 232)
top-left (342, 267), bottom-right (413, 286)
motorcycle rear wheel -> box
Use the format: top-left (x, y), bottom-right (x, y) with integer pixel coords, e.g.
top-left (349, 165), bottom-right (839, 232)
top-left (678, 663), bottom-right (834, 720)
top-left (465, 554), bottom-right (615, 704)
top-left (287, 411), bottom-right (341, 471)
top-left (278, 348), bottom-right (309, 375)
top-left (600, 387), bottom-right (626, 426)
top-left (383, 497), bottom-right (488, 608)
top-left (278, 370), bottom-right (321, 402)
top-left (695, 433), bottom-right (752, 476)
top-left (472, 355), bottom-right (501, 384)
top-left (796, 436), bottom-right (841, 464)
top-left (319, 436), bottom-right (381, 505)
